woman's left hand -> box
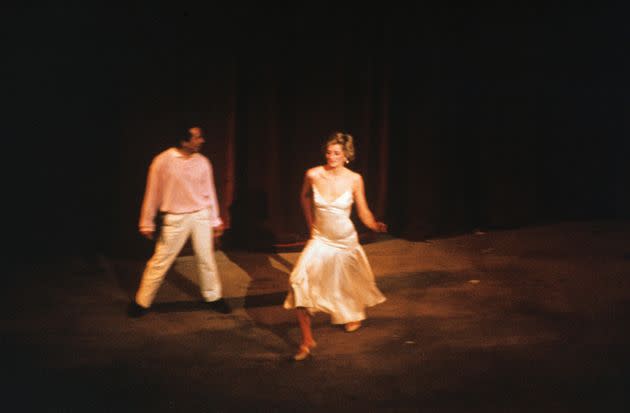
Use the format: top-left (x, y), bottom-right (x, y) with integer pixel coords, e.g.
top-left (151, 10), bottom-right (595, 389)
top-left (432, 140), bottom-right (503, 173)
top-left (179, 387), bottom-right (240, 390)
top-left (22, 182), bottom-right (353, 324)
top-left (374, 222), bottom-right (388, 233)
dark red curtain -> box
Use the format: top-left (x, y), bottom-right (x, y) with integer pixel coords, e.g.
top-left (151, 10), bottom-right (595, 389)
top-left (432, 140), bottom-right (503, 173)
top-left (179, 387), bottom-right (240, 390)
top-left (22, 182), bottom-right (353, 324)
top-left (101, 4), bottom-right (630, 258)
top-left (6, 3), bottom-right (628, 261)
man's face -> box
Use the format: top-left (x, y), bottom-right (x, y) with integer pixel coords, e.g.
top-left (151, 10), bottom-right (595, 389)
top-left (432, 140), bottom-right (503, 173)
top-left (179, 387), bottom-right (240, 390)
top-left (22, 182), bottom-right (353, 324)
top-left (182, 128), bottom-right (205, 152)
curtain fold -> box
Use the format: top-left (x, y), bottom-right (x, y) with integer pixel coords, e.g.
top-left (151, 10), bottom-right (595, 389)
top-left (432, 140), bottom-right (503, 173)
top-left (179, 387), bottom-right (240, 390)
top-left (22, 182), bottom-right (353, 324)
top-left (105, 5), bottom-right (627, 257)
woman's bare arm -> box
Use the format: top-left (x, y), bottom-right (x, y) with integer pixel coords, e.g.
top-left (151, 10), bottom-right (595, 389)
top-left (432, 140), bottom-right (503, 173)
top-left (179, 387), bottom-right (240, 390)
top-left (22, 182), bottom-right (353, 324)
top-left (300, 170), bottom-right (314, 232)
top-left (353, 174), bottom-right (387, 233)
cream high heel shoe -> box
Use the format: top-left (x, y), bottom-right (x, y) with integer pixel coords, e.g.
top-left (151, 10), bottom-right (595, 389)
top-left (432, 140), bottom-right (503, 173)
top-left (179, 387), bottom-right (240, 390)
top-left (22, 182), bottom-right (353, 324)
top-left (344, 321), bottom-right (362, 332)
top-left (293, 342), bottom-right (317, 361)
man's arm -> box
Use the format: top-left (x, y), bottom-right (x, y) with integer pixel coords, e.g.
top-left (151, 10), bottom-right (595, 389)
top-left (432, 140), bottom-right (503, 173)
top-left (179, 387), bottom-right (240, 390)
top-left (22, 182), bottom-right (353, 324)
top-left (138, 158), bottom-right (162, 239)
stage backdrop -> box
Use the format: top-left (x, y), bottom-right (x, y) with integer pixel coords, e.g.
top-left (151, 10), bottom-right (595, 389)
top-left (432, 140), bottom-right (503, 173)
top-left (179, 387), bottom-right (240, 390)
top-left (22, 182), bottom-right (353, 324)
top-left (6, 3), bottom-right (628, 261)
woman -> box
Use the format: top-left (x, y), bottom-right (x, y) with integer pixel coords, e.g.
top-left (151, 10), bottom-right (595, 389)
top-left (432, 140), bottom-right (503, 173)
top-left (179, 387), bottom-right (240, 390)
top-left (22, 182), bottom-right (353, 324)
top-left (283, 132), bottom-right (387, 361)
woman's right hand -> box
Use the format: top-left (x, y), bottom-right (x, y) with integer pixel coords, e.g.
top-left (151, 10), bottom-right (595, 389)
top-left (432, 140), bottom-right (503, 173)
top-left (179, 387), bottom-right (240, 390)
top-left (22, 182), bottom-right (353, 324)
top-left (140, 229), bottom-right (155, 240)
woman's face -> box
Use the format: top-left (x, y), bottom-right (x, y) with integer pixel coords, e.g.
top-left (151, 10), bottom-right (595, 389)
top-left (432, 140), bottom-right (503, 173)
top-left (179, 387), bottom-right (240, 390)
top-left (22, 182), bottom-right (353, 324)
top-left (325, 143), bottom-right (345, 168)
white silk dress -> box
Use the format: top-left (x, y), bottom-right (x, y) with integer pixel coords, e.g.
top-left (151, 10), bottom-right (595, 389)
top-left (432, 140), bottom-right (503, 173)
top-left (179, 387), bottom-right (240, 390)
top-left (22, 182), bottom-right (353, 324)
top-left (283, 186), bottom-right (386, 324)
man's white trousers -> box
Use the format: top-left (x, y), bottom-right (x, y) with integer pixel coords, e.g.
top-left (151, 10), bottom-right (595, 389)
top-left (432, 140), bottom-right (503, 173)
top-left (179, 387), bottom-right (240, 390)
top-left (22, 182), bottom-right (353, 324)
top-left (136, 208), bottom-right (222, 308)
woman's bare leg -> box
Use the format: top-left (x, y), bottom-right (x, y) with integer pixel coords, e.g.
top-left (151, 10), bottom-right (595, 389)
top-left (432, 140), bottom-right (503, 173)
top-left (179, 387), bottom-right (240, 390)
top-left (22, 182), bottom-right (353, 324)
top-left (296, 308), bottom-right (316, 347)
top-left (293, 308), bottom-right (317, 360)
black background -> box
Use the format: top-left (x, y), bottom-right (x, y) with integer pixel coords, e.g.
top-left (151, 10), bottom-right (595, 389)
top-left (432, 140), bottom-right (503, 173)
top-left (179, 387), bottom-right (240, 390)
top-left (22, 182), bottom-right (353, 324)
top-left (4, 1), bottom-right (628, 262)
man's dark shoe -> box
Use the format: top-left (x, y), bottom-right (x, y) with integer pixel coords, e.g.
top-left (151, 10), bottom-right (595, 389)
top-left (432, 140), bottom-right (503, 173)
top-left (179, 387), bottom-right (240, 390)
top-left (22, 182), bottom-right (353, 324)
top-left (127, 301), bottom-right (149, 318)
top-left (207, 298), bottom-right (231, 314)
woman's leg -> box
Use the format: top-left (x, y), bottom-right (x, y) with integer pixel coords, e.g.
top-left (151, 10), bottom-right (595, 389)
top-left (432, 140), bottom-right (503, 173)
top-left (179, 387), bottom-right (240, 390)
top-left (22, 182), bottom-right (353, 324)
top-left (296, 308), bottom-right (316, 346)
top-left (294, 308), bottom-right (317, 360)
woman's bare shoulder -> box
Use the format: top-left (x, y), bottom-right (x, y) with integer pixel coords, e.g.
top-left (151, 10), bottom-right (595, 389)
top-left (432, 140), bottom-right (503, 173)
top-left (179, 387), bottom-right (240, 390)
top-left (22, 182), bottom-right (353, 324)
top-left (306, 166), bottom-right (324, 178)
top-left (348, 169), bottom-right (363, 183)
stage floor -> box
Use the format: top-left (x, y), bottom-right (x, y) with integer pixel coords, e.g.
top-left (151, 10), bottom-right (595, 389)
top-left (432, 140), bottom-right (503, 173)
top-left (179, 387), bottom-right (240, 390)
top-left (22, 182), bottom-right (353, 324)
top-left (3, 221), bottom-right (630, 411)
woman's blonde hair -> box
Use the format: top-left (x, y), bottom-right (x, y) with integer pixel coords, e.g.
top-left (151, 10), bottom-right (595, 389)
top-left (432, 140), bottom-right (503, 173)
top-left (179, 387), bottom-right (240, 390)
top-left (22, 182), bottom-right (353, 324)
top-left (323, 132), bottom-right (355, 162)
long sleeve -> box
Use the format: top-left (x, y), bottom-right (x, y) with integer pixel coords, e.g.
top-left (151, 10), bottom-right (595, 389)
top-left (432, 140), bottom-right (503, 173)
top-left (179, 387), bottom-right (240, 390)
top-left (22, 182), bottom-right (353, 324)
top-left (138, 149), bottom-right (222, 230)
top-left (207, 160), bottom-right (223, 228)
top-left (138, 157), bottom-right (162, 232)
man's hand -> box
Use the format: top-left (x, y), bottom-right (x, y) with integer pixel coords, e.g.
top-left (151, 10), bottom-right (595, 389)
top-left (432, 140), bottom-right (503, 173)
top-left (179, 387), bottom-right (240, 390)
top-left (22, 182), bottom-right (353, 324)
top-left (140, 229), bottom-right (155, 240)
top-left (213, 224), bottom-right (224, 238)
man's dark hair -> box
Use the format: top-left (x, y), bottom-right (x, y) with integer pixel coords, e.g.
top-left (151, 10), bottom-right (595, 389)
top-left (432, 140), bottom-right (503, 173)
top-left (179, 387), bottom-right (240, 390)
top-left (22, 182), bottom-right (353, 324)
top-left (174, 126), bottom-right (201, 147)
top-left (174, 135), bottom-right (188, 147)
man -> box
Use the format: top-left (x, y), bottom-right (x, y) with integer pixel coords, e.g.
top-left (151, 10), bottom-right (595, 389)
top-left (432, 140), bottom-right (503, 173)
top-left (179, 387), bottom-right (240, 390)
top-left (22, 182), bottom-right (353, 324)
top-left (128, 126), bottom-right (231, 317)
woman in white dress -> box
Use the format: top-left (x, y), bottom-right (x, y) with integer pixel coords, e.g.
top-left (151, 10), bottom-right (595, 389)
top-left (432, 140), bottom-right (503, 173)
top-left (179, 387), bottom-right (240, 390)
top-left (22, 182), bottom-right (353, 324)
top-left (284, 132), bottom-right (387, 361)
